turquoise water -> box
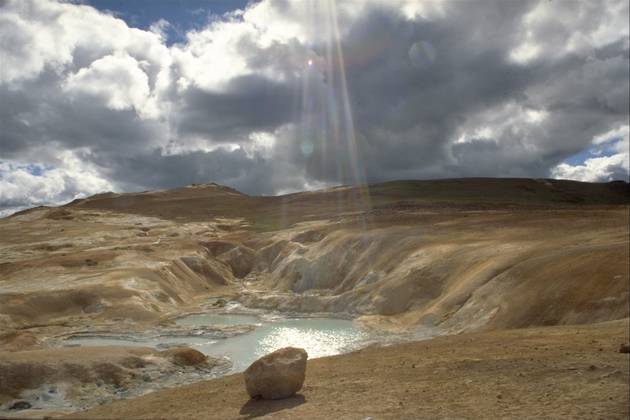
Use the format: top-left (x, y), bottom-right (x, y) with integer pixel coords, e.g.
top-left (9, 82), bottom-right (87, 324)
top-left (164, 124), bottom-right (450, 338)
top-left (175, 313), bottom-right (262, 327)
top-left (184, 316), bottom-right (369, 371)
top-left (63, 313), bottom-right (371, 372)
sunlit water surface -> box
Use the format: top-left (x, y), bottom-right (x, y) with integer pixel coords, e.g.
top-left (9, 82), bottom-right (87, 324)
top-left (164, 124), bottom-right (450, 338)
top-left (64, 313), bottom-right (372, 372)
top-left (188, 317), bottom-right (370, 371)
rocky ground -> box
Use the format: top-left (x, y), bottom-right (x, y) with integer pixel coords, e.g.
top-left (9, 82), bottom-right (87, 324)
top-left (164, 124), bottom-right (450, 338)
top-left (74, 319), bottom-right (629, 419)
top-left (0, 345), bottom-right (230, 418)
top-left (0, 178), bottom-right (628, 417)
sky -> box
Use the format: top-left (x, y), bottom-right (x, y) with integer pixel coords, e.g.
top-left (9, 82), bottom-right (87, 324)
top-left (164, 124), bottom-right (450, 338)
top-left (0, 0), bottom-right (628, 216)
top-left (84, 0), bottom-right (251, 44)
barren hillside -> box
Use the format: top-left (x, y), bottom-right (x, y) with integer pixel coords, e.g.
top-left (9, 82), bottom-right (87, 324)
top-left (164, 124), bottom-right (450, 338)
top-left (1, 179), bottom-right (627, 334)
top-left (0, 178), bottom-right (628, 417)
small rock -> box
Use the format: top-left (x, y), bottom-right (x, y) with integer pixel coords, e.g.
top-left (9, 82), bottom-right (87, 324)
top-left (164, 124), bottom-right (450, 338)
top-left (213, 298), bottom-right (227, 308)
top-left (618, 343), bottom-right (629, 353)
top-left (9, 401), bottom-right (32, 410)
top-left (244, 347), bottom-right (308, 399)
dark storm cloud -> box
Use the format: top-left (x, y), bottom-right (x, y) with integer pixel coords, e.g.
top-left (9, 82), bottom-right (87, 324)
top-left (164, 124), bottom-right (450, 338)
top-left (449, 140), bottom-right (550, 178)
top-left (327, 3), bottom-right (537, 180)
top-left (0, 86), bottom-right (34, 157)
top-left (280, 0), bottom-right (628, 185)
top-left (176, 75), bottom-right (298, 142)
top-left (103, 147), bottom-right (305, 196)
top-left (0, 71), bottom-right (162, 157)
top-left (0, 0), bottom-right (628, 215)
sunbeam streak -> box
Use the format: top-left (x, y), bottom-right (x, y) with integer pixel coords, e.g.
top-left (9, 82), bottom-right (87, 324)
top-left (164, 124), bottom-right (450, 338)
top-left (325, 0), bottom-right (373, 222)
top-left (293, 0), bottom-right (373, 224)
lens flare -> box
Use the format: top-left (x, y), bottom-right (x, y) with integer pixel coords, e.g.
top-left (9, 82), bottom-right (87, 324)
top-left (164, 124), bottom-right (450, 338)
top-left (292, 0), bottom-right (373, 225)
top-left (409, 40), bottom-right (436, 69)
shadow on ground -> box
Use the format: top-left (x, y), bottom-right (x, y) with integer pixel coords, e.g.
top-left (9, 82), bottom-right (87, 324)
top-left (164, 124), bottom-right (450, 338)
top-left (239, 394), bottom-right (306, 418)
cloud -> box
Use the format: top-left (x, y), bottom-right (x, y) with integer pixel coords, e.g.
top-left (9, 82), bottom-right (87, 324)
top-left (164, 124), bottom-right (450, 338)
top-left (551, 125), bottom-right (629, 182)
top-left (0, 150), bottom-right (113, 216)
top-left (551, 154), bottom-right (628, 182)
top-left (174, 75), bottom-right (297, 142)
top-left (63, 52), bottom-right (156, 117)
top-left (0, 0), bottom-right (628, 216)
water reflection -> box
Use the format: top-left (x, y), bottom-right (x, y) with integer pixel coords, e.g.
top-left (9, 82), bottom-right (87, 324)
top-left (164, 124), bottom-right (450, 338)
top-left (64, 314), bottom-right (372, 373)
top-left (190, 317), bottom-right (370, 372)
top-left (258, 321), bottom-right (367, 358)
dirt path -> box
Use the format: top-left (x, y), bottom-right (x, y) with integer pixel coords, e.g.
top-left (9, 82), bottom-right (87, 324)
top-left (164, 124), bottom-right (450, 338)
top-left (73, 319), bottom-right (629, 419)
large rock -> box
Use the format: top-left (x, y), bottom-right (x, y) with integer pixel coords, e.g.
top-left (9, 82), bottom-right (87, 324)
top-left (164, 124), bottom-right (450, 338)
top-left (244, 347), bottom-right (308, 399)
top-left (160, 347), bottom-right (207, 366)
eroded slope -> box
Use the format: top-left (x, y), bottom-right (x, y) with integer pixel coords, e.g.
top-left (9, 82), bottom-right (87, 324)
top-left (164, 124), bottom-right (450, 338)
top-left (0, 178), bottom-right (628, 416)
top-left (1, 179), bottom-right (628, 340)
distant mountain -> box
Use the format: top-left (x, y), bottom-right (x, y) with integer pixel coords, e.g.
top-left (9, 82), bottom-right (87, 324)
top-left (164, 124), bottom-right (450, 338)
top-left (66, 178), bottom-right (629, 230)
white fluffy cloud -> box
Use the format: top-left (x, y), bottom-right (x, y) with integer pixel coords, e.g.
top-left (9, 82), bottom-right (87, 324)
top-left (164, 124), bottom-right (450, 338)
top-left (64, 53), bottom-right (157, 117)
top-left (0, 0), bottom-right (628, 216)
top-left (551, 125), bottom-right (629, 182)
top-left (0, 0), bottom-right (169, 84)
top-left (551, 154), bottom-right (628, 182)
top-left (0, 150), bottom-right (113, 216)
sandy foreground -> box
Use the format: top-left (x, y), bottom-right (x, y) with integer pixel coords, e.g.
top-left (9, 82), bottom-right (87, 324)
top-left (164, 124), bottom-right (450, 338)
top-left (69, 319), bottom-right (629, 420)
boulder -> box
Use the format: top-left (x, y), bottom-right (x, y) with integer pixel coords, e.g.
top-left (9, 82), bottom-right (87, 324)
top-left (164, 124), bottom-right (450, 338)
top-left (244, 347), bottom-right (308, 399)
top-left (161, 347), bottom-right (207, 366)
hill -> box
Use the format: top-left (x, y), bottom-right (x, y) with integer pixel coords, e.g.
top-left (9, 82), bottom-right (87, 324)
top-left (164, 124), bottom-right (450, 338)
top-left (66, 178), bottom-right (630, 230)
top-left (0, 178), bottom-right (627, 417)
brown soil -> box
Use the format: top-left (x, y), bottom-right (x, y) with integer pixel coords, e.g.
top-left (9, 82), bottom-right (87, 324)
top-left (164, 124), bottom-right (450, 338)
top-left (1, 179), bottom-right (627, 337)
top-left (74, 319), bottom-right (629, 419)
top-left (0, 178), bottom-right (628, 418)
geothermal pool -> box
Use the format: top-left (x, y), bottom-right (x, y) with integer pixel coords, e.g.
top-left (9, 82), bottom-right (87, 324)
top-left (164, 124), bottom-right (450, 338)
top-left (64, 312), bottom-right (373, 372)
top-left (178, 315), bottom-right (370, 371)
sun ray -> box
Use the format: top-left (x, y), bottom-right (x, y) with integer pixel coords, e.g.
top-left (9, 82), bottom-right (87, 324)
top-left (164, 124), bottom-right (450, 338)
top-left (325, 0), bottom-right (372, 223)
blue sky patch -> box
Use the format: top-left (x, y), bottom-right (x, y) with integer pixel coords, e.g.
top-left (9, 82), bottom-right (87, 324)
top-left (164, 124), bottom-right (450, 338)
top-left (564, 137), bottom-right (622, 165)
top-left (85, 0), bottom-right (252, 44)
top-left (25, 163), bottom-right (52, 176)
top-left (0, 162), bottom-right (52, 178)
